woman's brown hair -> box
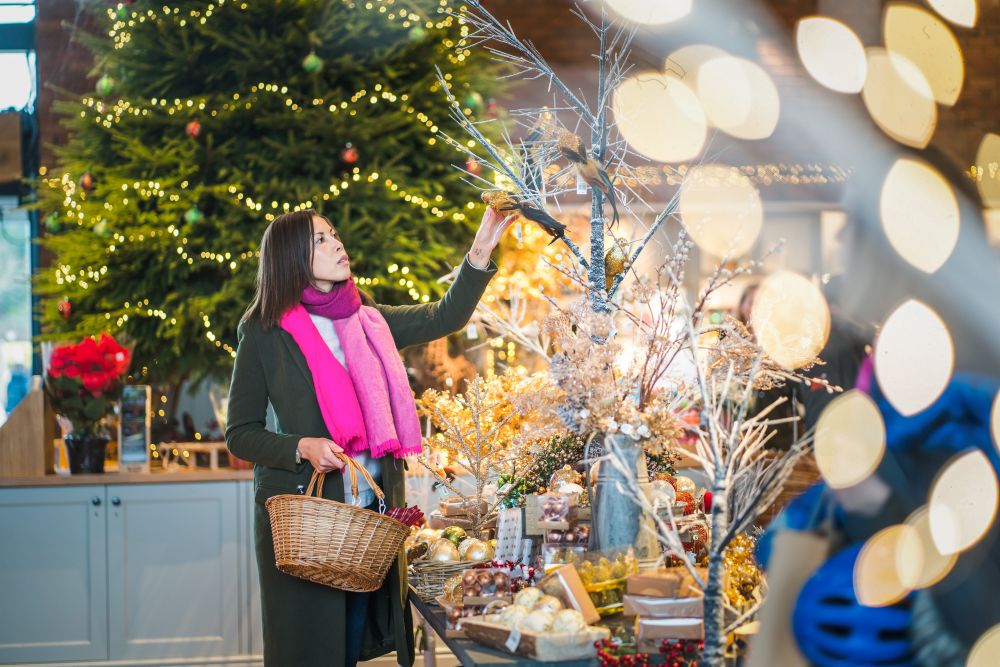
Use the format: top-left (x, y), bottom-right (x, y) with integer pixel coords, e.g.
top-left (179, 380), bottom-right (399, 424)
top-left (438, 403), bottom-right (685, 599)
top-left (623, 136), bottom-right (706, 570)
top-left (242, 209), bottom-right (326, 329)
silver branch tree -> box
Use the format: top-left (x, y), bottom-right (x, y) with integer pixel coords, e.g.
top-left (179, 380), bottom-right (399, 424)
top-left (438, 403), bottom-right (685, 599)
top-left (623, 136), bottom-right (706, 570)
top-left (434, 0), bottom-right (685, 314)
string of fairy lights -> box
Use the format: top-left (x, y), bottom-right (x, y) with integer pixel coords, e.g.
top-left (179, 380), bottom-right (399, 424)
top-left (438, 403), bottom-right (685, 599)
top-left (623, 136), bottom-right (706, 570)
top-left (50, 0), bottom-right (857, 365)
top-left (106, 0), bottom-right (469, 60)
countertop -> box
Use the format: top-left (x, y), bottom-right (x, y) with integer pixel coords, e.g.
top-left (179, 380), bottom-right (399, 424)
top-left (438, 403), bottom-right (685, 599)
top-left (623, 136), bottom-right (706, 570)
top-left (0, 469), bottom-right (254, 488)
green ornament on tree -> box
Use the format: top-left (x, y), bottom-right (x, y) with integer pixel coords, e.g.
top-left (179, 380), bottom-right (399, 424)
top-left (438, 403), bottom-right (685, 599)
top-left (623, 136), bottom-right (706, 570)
top-left (44, 212), bottom-right (61, 233)
top-left (465, 91), bottom-right (484, 113)
top-left (96, 75), bottom-right (115, 96)
top-left (184, 207), bottom-right (203, 225)
top-left (408, 25), bottom-right (426, 41)
top-left (117, 5), bottom-right (129, 19)
top-left (93, 219), bottom-right (110, 237)
top-left (302, 52), bottom-right (323, 73)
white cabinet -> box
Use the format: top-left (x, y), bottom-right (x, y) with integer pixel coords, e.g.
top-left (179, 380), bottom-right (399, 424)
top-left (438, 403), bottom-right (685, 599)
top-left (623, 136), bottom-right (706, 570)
top-left (0, 478), bottom-right (261, 666)
top-left (105, 482), bottom-right (241, 661)
top-left (0, 486), bottom-right (109, 664)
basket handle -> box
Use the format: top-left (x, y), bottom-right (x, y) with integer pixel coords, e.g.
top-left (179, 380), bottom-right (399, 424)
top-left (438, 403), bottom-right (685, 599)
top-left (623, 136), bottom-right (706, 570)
top-left (304, 453), bottom-right (386, 504)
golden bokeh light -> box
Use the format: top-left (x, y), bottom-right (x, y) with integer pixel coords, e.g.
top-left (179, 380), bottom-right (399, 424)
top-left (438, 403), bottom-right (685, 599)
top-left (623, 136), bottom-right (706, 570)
top-left (884, 3), bottom-right (965, 106)
top-left (874, 300), bottom-right (954, 416)
top-left (927, 0), bottom-right (978, 28)
top-left (678, 164), bottom-right (762, 257)
top-left (862, 48), bottom-right (937, 148)
top-left (696, 56), bottom-right (780, 140)
top-left (750, 271), bottom-right (831, 370)
top-left (880, 157), bottom-right (960, 273)
top-left (795, 17), bottom-right (867, 94)
top-left (605, 0), bottom-right (692, 25)
top-left (612, 72), bottom-right (706, 163)
top-left (815, 390), bottom-right (886, 489)
top-left (975, 133), bottom-right (1000, 207)
top-left (968, 624), bottom-right (1000, 667)
top-left (928, 449), bottom-right (999, 555)
top-left (897, 506), bottom-right (958, 590)
top-left (854, 525), bottom-right (911, 607)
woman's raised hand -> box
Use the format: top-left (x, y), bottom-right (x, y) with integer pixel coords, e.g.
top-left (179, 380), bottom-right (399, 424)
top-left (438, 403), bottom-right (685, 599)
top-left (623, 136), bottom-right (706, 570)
top-left (296, 437), bottom-right (346, 473)
top-left (467, 207), bottom-right (516, 269)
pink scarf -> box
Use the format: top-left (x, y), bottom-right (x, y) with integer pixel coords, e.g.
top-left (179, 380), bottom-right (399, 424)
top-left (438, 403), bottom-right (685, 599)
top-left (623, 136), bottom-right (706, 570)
top-left (278, 279), bottom-right (422, 459)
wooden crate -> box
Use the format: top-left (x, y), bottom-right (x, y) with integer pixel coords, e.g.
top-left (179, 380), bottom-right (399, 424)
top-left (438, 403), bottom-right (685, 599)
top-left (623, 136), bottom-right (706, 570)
top-left (0, 388), bottom-right (57, 477)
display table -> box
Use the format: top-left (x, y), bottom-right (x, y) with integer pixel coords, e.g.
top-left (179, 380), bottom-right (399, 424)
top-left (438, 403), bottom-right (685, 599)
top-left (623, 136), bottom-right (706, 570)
top-left (409, 588), bottom-right (599, 667)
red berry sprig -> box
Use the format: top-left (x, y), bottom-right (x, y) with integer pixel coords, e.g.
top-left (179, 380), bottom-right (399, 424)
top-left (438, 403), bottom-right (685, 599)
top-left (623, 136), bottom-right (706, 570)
top-left (658, 639), bottom-right (704, 667)
top-left (593, 639), bottom-right (650, 667)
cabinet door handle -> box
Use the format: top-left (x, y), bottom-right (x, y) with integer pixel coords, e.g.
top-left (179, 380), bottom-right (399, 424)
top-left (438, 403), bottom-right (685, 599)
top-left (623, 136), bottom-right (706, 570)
top-left (91, 496), bottom-right (102, 506)
top-left (111, 496), bottom-right (121, 506)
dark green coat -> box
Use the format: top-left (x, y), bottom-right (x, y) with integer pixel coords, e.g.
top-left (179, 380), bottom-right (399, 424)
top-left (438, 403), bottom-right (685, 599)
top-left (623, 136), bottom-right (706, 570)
top-left (226, 256), bottom-right (497, 667)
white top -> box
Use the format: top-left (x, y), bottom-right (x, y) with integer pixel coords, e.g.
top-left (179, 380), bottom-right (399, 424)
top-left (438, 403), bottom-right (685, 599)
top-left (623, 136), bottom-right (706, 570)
top-left (309, 314), bottom-right (381, 507)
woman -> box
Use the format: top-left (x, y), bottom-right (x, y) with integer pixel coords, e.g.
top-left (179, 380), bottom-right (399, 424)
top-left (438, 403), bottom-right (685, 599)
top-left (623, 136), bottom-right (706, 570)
top-left (226, 207), bottom-right (512, 667)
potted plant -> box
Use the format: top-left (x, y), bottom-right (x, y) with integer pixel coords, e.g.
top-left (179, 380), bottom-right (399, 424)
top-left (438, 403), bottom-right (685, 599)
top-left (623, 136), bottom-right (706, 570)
top-left (45, 333), bottom-right (131, 473)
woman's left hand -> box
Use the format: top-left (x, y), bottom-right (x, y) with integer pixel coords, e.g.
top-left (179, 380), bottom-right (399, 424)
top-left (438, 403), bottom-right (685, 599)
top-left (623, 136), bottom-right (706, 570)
top-left (467, 207), bottom-right (516, 269)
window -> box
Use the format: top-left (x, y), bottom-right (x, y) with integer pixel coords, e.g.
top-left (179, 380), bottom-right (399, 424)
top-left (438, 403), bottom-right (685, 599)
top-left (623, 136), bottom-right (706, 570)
top-left (0, 0), bottom-right (35, 423)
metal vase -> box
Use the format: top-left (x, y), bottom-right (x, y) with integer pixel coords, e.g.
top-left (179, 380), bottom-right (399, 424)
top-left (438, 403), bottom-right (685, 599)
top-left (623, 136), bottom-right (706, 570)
top-left (588, 432), bottom-right (660, 560)
top-left (64, 430), bottom-right (109, 474)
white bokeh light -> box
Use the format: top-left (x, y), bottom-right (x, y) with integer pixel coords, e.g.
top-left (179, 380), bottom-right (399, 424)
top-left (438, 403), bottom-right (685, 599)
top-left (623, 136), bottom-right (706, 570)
top-left (795, 17), bottom-right (867, 94)
top-left (874, 300), bottom-right (954, 416)
top-left (612, 72), bottom-right (707, 163)
top-left (879, 158), bottom-right (960, 273)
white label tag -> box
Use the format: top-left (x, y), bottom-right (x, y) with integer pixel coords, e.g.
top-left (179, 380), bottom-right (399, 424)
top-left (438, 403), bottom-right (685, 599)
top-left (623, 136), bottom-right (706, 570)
top-left (505, 628), bottom-right (522, 652)
top-left (466, 323), bottom-right (479, 340)
top-left (575, 173), bottom-right (587, 194)
top-left (515, 221), bottom-right (523, 242)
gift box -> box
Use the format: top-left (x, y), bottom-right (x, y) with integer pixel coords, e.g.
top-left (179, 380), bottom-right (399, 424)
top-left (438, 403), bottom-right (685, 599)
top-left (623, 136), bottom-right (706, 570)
top-left (623, 594), bottom-right (703, 618)
top-left (536, 564), bottom-right (601, 625)
top-left (440, 496), bottom-right (489, 518)
top-left (626, 567), bottom-right (706, 598)
top-left (636, 616), bottom-right (704, 642)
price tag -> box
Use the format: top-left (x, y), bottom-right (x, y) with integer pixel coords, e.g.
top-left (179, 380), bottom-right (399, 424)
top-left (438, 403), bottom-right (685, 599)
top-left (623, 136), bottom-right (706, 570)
top-left (505, 628), bottom-right (522, 652)
top-left (575, 173), bottom-right (588, 194)
top-left (466, 323), bottom-right (479, 340)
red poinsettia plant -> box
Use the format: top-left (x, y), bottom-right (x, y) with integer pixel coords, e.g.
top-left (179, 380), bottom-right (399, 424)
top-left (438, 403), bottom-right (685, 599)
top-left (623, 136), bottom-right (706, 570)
top-left (46, 333), bottom-right (132, 434)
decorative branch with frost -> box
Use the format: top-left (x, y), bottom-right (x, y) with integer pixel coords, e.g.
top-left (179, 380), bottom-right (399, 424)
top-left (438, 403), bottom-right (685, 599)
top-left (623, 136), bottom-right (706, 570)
top-left (416, 371), bottom-right (535, 532)
top-left (433, 0), bottom-right (685, 313)
top-left (604, 278), bottom-right (819, 666)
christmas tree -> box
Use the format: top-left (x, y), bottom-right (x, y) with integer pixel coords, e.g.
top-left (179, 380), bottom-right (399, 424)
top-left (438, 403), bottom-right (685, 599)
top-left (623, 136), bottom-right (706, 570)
top-left (34, 0), bottom-right (504, 393)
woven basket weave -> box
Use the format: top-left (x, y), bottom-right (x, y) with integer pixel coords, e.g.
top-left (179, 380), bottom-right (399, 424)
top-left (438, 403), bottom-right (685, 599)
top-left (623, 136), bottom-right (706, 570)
top-left (265, 456), bottom-right (409, 593)
top-left (409, 559), bottom-right (478, 604)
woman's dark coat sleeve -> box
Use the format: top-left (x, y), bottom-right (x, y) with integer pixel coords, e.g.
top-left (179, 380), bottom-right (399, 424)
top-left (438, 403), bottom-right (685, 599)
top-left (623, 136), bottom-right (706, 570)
top-left (375, 254), bottom-right (498, 349)
top-left (225, 321), bottom-right (302, 472)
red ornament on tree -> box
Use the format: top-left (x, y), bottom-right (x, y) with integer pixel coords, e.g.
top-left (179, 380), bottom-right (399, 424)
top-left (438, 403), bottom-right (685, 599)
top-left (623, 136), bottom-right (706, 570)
top-left (465, 157), bottom-right (482, 176)
top-left (185, 119), bottom-right (202, 139)
top-left (340, 143), bottom-right (359, 164)
top-left (486, 98), bottom-right (499, 118)
top-left (58, 297), bottom-right (73, 319)
top-left (701, 490), bottom-right (713, 513)
top-left (79, 173), bottom-right (94, 193)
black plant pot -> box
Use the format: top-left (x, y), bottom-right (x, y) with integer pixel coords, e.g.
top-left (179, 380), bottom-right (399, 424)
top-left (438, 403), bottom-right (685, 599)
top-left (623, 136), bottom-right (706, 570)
top-left (64, 431), bottom-right (110, 474)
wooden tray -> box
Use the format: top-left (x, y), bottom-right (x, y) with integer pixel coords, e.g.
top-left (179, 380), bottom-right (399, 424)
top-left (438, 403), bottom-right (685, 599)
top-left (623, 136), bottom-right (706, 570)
top-left (461, 618), bottom-right (609, 662)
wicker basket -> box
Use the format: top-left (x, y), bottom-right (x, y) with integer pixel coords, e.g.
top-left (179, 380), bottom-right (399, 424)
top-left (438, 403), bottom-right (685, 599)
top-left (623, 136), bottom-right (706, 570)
top-left (265, 456), bottom-right (408, 593)
top-left (409, 559), bottom-right (485, 604)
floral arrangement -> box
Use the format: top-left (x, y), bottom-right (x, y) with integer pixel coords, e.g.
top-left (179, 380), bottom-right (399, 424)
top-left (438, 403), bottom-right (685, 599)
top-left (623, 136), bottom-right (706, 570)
top-left (46, 333), bottom-right (131, 434)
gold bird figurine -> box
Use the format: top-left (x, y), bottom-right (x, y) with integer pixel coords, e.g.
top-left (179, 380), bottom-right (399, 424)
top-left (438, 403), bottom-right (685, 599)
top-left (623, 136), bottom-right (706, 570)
top-left (556, 131), bottom-right (620, 227)
top-left (604, 238), bottom-right (629, 290)
top-left (481, 190), bottom-right (566, 244)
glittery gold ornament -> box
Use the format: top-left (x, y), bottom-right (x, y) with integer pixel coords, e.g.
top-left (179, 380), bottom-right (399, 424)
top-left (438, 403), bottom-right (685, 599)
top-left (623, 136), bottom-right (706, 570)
top-left (723, 533), bottom-right (762, 608)
top-left (674, 475), bottom-right (697, 495)
top-left (604, 240), bottom-right (628, 289)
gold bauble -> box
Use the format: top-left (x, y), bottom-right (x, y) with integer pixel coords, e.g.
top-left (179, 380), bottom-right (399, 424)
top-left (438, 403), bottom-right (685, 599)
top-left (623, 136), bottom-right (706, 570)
top-left (430, 538), bottom-right (461, 562)
top-left (604, 242), bottom-right (627, 288)
top-left (675, 475), bottom-right (697, 495)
